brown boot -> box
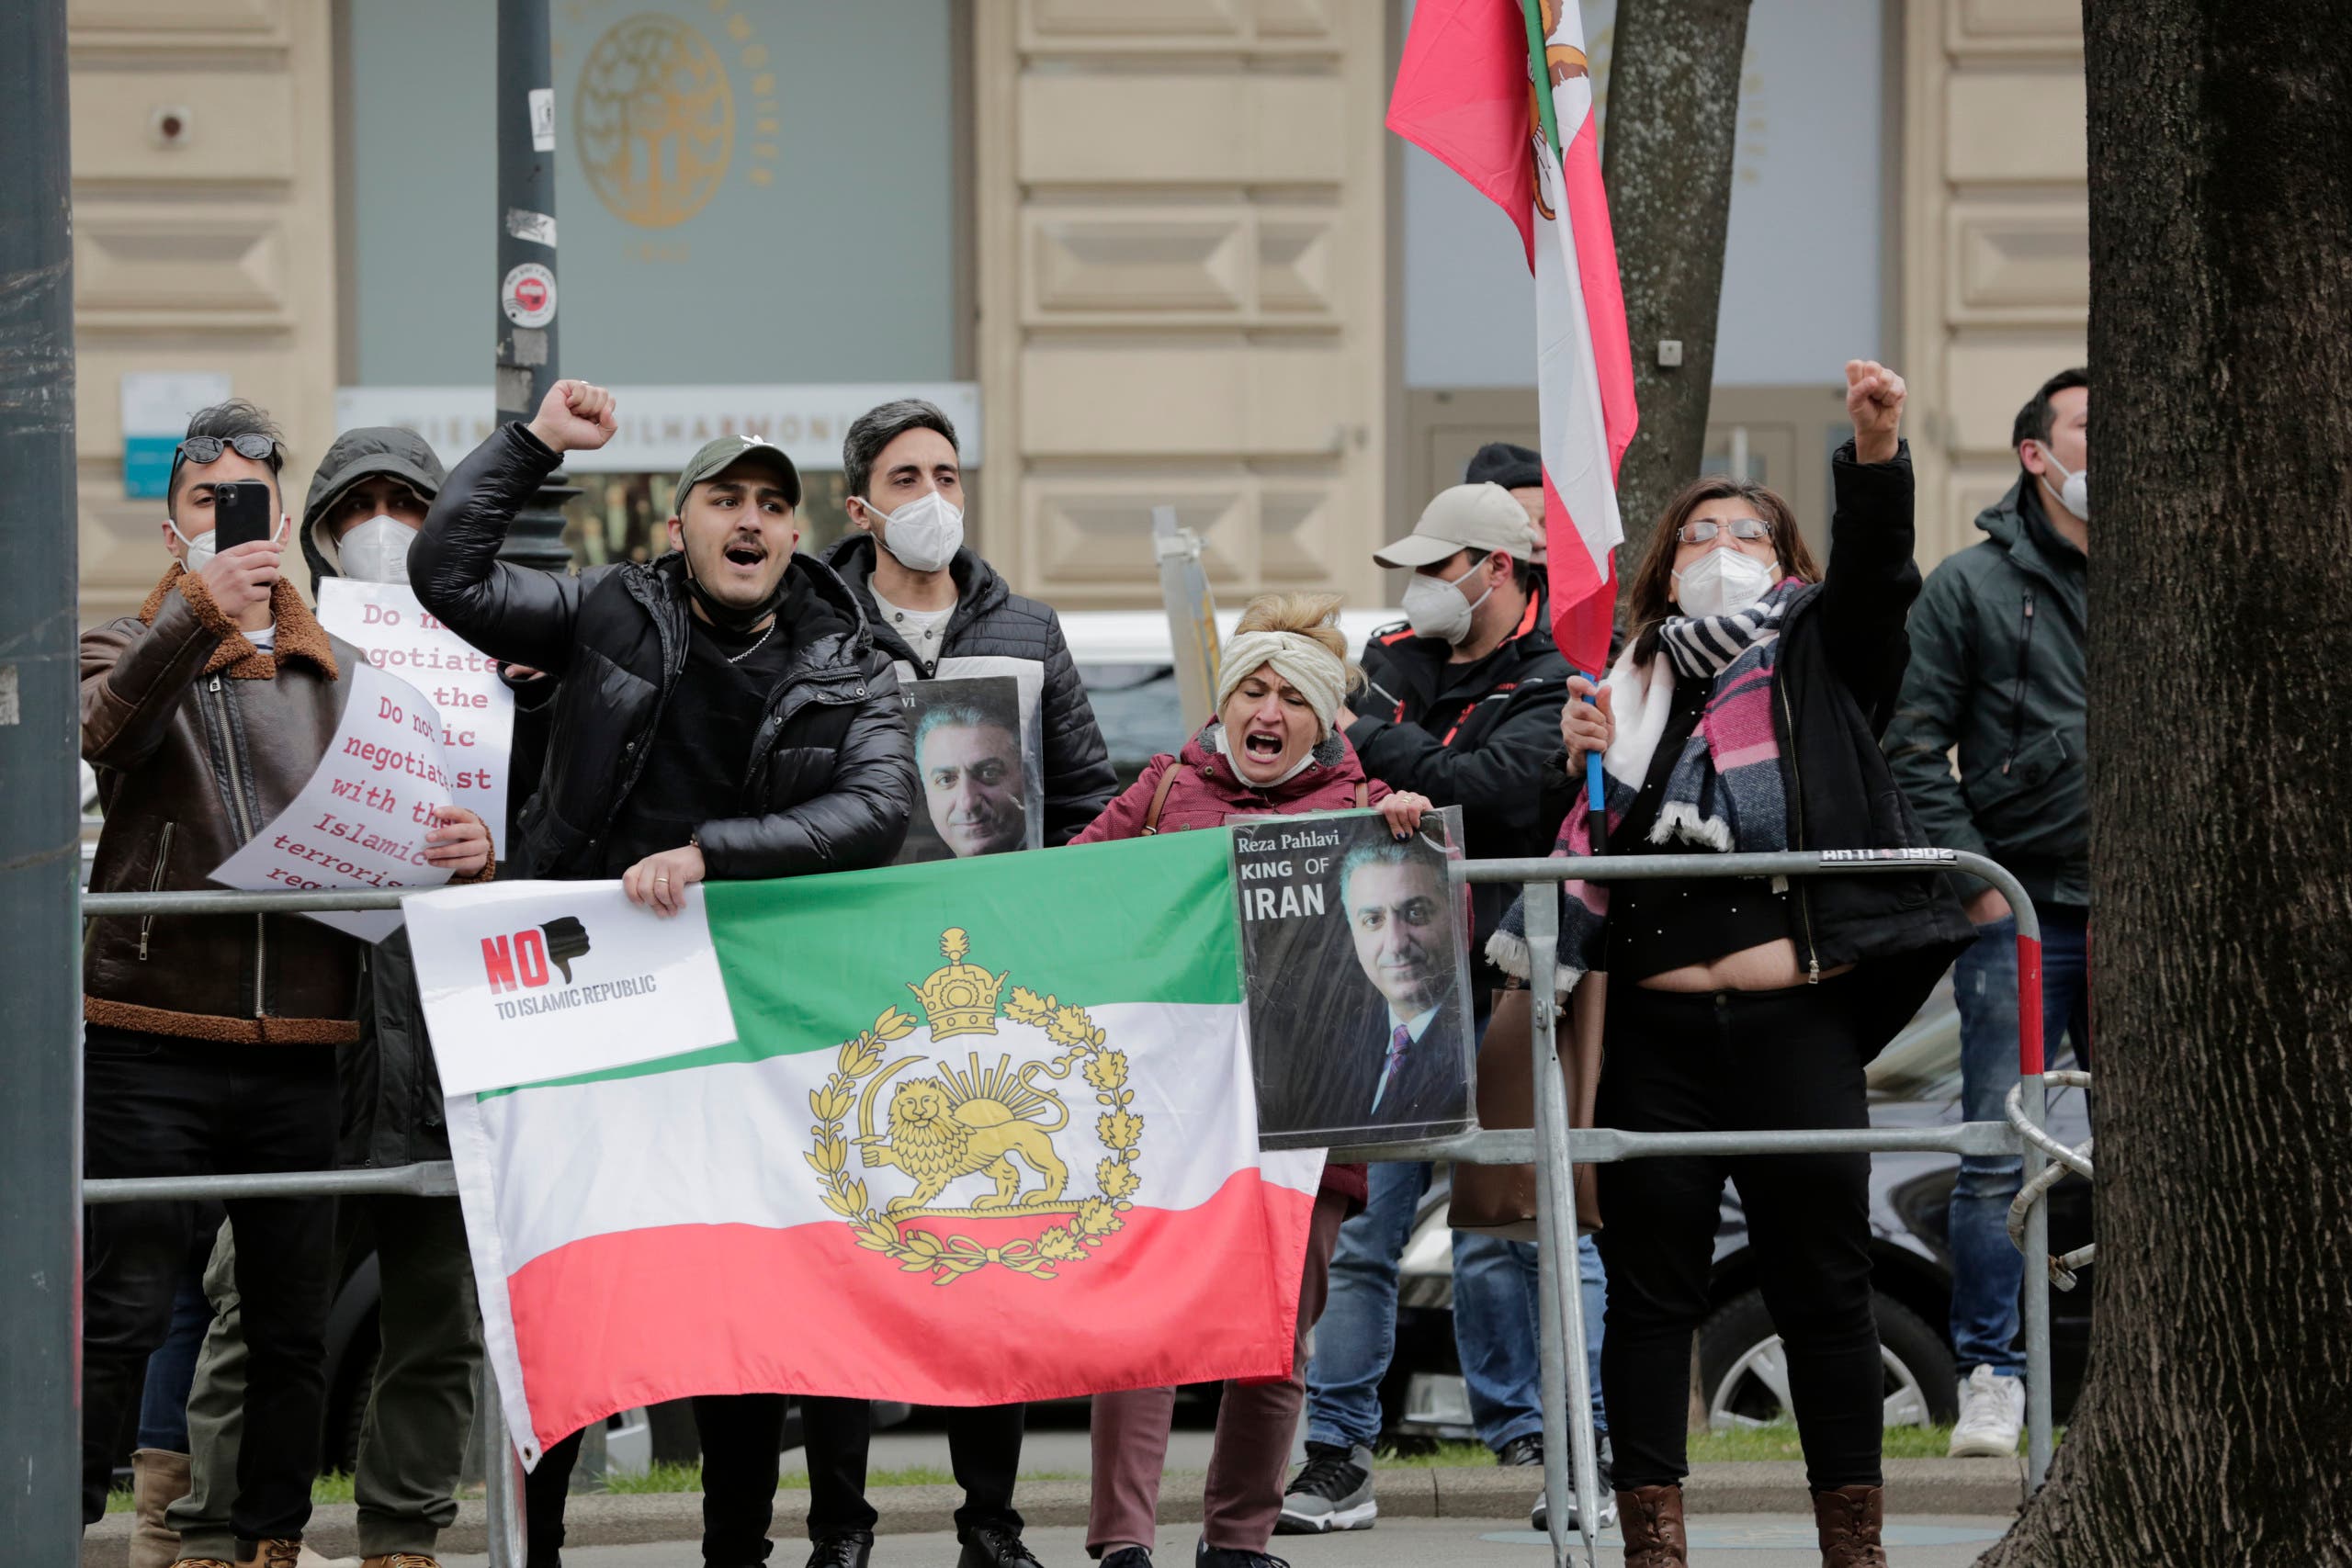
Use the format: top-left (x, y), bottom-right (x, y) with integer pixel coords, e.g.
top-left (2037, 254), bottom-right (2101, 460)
top-left (234, 1542), bottom-right (303, 1568)
top-left (1616, 1483), bottom-right (1690, 1568)
top-left (130, 1449), bottom-right (191, 1568)
top-left (1814, 1483), bottom-right (1890, 1567)
top-left (359, 1557), bottom-right (443, 1568)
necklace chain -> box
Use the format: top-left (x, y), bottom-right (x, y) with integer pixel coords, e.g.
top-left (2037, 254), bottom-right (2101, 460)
top-left (722, 620), bottom-right (775, 665)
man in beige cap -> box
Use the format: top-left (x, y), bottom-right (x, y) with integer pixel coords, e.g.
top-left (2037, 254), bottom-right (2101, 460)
top-left (1283, 479), bottom-right (1589, 1537)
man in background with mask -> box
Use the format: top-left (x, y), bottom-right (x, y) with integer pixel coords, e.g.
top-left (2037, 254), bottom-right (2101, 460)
top-left (165, 427), bottom-right (501, 1568)
top-left (412, 378), bottom-right (915, 1568)
top-left (1886, 367), bottom-right (2090, 1462)
top-left (813, 399), bottom-right (1112, 1567)
top-left (1280, 480), bottom-right (1575, 1535)
top-left (78, 400), bottom-right (492, 1563)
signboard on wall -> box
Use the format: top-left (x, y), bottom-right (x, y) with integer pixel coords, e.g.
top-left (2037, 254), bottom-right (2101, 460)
top-left (334, 382), bottom-right (983, 474)
top-left (121, 372), bottom-right (232, 500)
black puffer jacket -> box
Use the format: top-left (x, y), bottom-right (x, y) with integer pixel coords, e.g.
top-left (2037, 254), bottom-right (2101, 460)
top-left (411, 422), bottom-right (914, 882)
top-left (1344, 597), bottom-right (1570, 996)
top-left (825, 536), bottom-right (1115, 847)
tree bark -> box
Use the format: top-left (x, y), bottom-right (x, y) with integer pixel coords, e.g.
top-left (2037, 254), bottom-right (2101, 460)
top-left (1980, 3), bottom-right (2352, 1562)
top-left (1599, 0), bottom-right (1752, 561)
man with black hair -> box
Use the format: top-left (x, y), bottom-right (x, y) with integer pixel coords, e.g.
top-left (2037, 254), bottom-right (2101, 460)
top-left (807, 398), bottom-right (1110, 1567)
top-left (411, 378), bottom-right (916, 1568)
top-left (78, 400), bottom-right (492, 1563)
top-left (826, 398), bottom-right (1114, 847)
top-left (1886, 367), bottom-right (2091, 1461)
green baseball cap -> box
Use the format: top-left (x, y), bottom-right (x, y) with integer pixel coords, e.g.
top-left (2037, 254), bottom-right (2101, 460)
top-left (671, 434), bottom-right (802, 515)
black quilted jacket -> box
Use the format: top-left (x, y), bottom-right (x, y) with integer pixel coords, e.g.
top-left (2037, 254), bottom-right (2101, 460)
top-left (410, 422), bottom-right (914, 883)
top-left (826, 535), bottom-right (1116, 847)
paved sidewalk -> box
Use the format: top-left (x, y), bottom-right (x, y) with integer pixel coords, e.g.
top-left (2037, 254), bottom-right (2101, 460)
top-left (440, 1515), bottom-right (2013, 1566)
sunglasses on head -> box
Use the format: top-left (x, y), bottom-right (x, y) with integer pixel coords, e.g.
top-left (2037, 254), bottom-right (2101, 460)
top-left (170, 434), bottom-right (282, 487)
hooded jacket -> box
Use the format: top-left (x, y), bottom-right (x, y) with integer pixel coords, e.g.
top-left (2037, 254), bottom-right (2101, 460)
top-left (81, 568), bottom-right (368, 1043)
top-left (302, 424), bottom-right (557, 1166)
top-left (1074, 722), bottom-right (1393, 1206)
top-left (824, 536), bottom-right (1117, 847)
top-left (409, 421), bottom-right (915, 883)
top-left (1883, 475), bottom-right (2089, 908)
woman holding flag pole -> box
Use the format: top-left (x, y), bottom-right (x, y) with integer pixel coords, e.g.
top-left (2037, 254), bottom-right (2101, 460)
top-left (1491, 363), bottom-right (1975, 1568)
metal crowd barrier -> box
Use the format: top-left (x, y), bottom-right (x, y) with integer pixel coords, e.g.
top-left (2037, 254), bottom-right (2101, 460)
top-left (77, 848), bottom-right (2057, 1568)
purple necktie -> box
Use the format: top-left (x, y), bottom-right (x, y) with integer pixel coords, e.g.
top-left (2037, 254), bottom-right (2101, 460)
top-left (1372, 1022), bottom-right (1411, 1112)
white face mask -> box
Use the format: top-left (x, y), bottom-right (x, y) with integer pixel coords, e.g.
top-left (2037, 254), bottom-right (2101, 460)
top-left (2036, 444), bottom-right (2088, 521)
top-left (334, 515), bottom-right (420, 583)
top-left (1670, 547), bottom-right (1780, 620)
top-left (170, 514), bottom-right (287, 572)
top-left (1401, 557), bottom-right (1496, 645)
top-left (860, 489), bottom-right (964, 574)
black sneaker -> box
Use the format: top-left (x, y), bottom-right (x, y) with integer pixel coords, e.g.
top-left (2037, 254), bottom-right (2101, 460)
top-left (1497, 1433), bottom-right (1544, 1468)
top-left (958, 1523), bottom-right (1044, 1567)
top-left (806, 1532), bottom-right (874, 1568)
top-left (1195, 1540), bottom-right (1290, 1568)
top-left (1273, 1440), bottom-right (1375, 1535)
top-left (1529, 1434), bottom-right (1617, 1533)
top-left (1101, 1551), bottom-right (1152, 1568)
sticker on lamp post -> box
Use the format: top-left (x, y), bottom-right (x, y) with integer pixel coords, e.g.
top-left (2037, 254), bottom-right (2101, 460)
top-left (502, 263), bottom-right (557, 329)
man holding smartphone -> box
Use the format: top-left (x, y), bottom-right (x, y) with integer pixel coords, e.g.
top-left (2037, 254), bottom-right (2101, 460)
top-left (78, 400), bottom-right (492, 1564)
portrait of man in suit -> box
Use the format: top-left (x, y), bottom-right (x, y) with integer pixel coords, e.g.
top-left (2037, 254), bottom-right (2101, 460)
top-left (1251, 824), bottom-right (1474, 1146)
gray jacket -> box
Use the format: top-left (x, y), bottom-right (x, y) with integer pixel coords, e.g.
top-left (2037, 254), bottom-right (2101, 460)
top-left (1884, 476), bottom-right (2089, 908)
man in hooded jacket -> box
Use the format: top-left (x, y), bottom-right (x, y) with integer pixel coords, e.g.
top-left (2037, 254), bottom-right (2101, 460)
top-left (167, 427), bottom-right (550, 1568)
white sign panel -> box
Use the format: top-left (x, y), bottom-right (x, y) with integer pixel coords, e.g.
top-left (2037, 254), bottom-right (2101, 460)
top-left (334, 382), bottom-right (985, 476)
top-left (405, 880), bottom-right (740, 1097)
top-left (317, 579), bottom-right (517, 856)
top-left (122, 370), bottom-right (233, 500)
top-left (209, 661), bottom-right (458, 942)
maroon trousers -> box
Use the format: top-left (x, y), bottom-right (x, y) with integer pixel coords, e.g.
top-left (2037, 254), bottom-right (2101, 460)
top-left (1087, 1189), bottom-right (1350, 1555)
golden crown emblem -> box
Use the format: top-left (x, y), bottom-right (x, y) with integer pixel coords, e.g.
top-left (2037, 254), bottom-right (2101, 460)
top-left (906, 929), bottom-right (1008, 1042)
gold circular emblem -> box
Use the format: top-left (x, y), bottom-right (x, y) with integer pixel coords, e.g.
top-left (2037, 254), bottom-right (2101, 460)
top-left (574, 13), bottom-right (735, 230)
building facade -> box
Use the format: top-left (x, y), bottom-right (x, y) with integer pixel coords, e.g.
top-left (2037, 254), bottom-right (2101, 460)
top-left (67, 0), bottom-right (2086, 623)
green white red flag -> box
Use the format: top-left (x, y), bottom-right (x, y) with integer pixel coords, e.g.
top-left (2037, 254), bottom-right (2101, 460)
top-left (406, 832), bottom-right (1323, 1467)
top-left (1387, 0), bottom-right (1639, 674)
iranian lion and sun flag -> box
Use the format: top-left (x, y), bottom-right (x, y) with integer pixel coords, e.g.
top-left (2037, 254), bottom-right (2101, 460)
top-left (410, 0), bottom-right (1635, 1466)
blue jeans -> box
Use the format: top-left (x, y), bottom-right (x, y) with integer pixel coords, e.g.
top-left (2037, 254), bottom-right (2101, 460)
top-left (1303, 1160), bottom-right (1608, 1451)
top-left (1949, 908), bottom-right (2091, 1377)
top-left (137, 1265), bottom-right (213, 1452)
top-left (1453, 1232), bottom-right (1608, 1449)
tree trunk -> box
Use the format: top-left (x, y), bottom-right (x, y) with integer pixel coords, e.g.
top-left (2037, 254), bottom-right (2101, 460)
top-left (1598, 0), bottom-right (1752, 561)
top-left (1980, 3), bottom-right (2352, 1562)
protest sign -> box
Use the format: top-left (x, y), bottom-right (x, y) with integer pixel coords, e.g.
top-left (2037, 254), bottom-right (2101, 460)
top-left (403, 880), bottom-right (740, 1097)
top-left (1234, 806), bottom-right (1476, 1149)
top-left (209, 661), bottom-right (459, 942)
top-left (896, 674), bottom-right (1043, 864)
top-left (316, 578), bottom-right (516, 853)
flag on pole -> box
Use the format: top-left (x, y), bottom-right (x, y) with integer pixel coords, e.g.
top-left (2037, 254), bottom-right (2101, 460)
top-left (407, 834), bottom-right (1324, 1466)
top-left (1386, 0), bottom-right (1638, 675)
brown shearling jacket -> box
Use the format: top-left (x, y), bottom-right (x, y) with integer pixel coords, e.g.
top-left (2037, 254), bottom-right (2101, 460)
top-left (81, 565), bottom-right (368, 1044)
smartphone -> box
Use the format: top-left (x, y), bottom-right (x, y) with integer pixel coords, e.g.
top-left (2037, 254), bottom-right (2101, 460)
top-left (210, 480), bottom-right (276, 553)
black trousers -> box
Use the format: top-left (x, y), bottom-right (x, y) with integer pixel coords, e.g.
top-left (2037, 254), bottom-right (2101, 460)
top-left (80, 1027), bottom-right (339, 1541)
top-left (1592, 980), bottom-right (1883, 1494)
top-left (800, 1398), bottom-right (1024, 1542)
top-left (525, 1399), bottom-right (1026, 1565)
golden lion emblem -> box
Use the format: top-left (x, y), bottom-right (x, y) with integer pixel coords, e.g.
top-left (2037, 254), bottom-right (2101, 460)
top-left (806, 929), bottom-right (1143, 1283)
top-left (856, 1065), bottom-right (1071, 1214)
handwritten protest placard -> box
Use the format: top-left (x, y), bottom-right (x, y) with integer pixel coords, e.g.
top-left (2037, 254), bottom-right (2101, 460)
top-left (316, 579), bottom-right (516, 853)
top-left (209, 660), bottom-right (458, 942)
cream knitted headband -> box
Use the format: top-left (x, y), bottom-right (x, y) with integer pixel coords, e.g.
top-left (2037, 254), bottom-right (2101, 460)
top-left (1214, 629), bottom-right (1349, 737)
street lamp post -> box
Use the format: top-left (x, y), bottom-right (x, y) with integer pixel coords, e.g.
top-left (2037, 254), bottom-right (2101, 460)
top-left (494, 0), bottom-right (577, 570)
top-left (0, 0), bottom-right (86, 1551)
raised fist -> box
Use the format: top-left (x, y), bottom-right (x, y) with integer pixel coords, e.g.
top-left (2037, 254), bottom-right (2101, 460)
top-left (1845, 360), bottom-right (1905, 464)
top-left (526, 379), bottom-right (618, 455)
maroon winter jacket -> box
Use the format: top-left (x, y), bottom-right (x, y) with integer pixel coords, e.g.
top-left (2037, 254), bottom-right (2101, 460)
top-left (1076, 724), bottom-right (1387, 1206)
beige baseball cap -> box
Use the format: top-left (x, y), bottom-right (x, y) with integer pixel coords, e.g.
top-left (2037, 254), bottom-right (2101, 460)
top-left (1374, 482), bottom-right (1544, 569)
